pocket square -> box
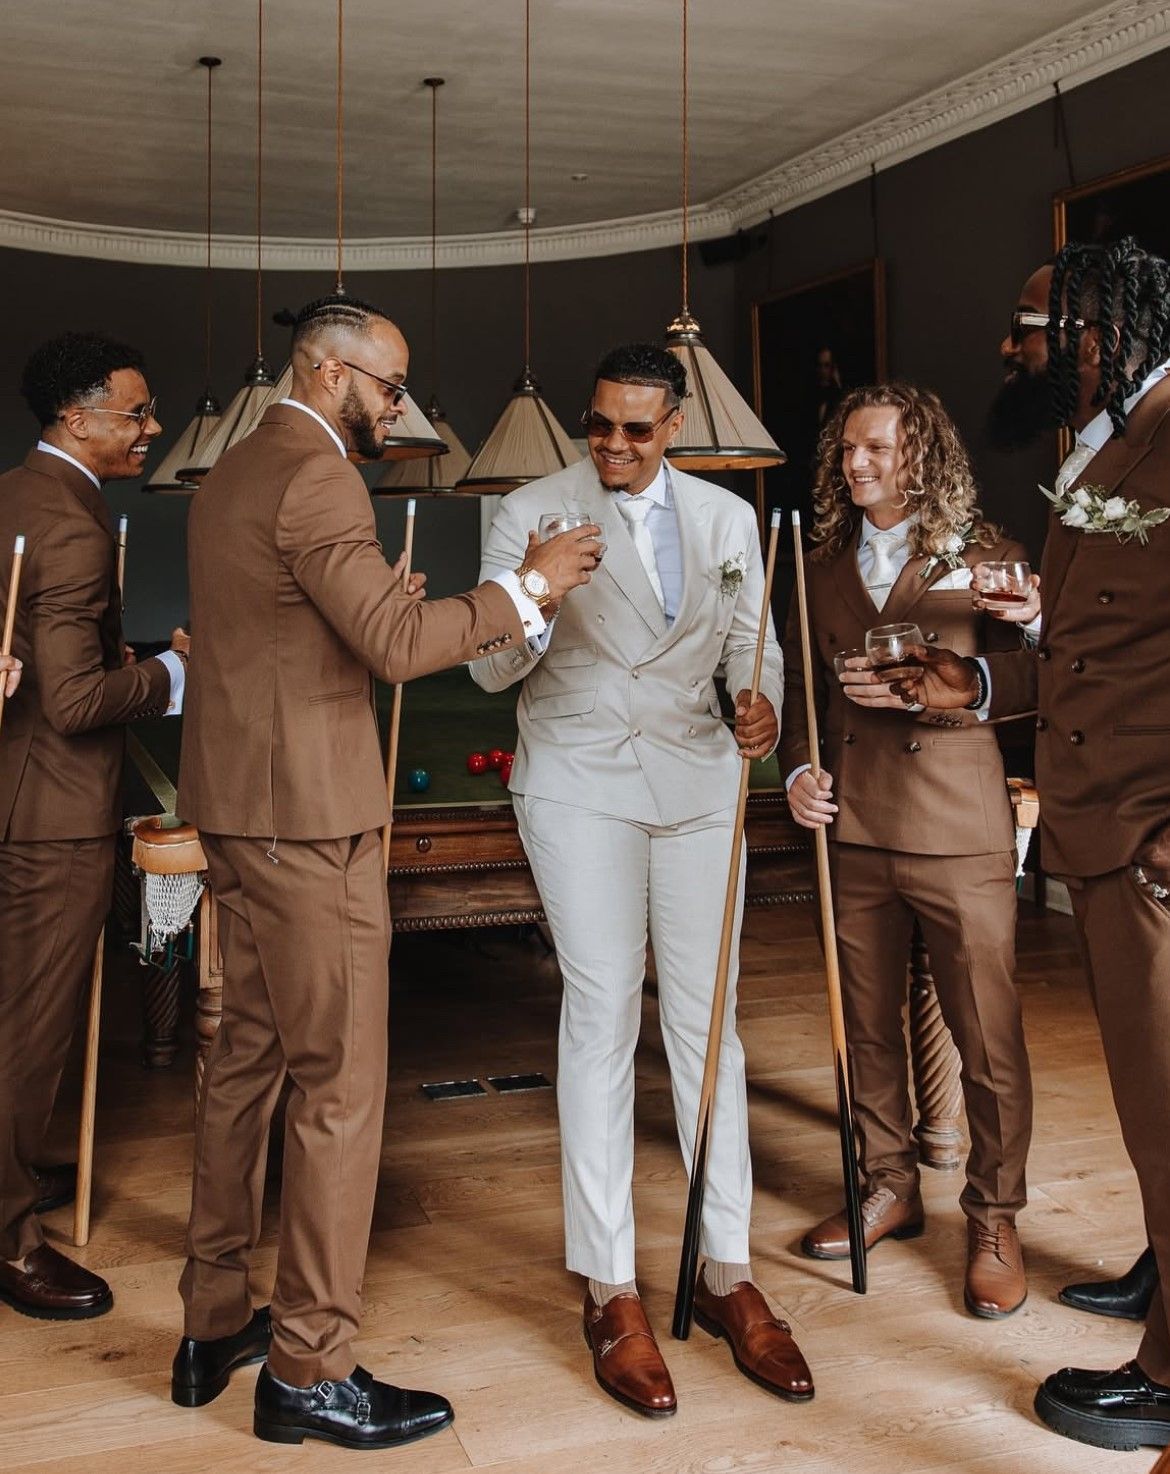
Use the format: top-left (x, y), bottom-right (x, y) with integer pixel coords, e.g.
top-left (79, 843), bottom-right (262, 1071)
top-left (932, 567), bottom-right (973, 591)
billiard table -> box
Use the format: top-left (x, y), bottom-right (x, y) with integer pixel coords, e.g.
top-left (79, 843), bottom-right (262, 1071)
top-left (123, 666), bottom-right (815, 933)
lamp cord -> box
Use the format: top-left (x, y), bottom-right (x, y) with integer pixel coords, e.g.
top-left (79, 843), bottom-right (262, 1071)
top-left (336, 0), bottom-right (345, 292)
top-left (254, 0), bottom-right (264, 359)
top-left (431, 79), bottom-right (438, 397)
top-left (204, 60), bottom-right (214, 390)
top-left (680, 0), bottom-right (689, 315)
top-left (523, 0), bottom-right (532, 372)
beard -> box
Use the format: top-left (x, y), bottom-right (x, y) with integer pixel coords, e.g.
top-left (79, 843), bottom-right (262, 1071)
top-left (985, 365), bottom-right (1060, 451)
top-left (339, 384), bottom-right (385, 461)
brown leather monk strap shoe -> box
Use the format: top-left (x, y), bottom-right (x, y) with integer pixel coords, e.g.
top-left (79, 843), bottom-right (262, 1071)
top-left (965, 1219), bottom-right (1027, 1318)
top-left (693, 1271), bottom-right (814, 1401)
top-left (0, 1242), bottom-right (112, 1320)
top-left (583, 1292), bottom-right (676, 1417)
top-left (801, 1186), bottom-right (925, 1260)
top-left (32, 1162), bottom-right (77, 1214)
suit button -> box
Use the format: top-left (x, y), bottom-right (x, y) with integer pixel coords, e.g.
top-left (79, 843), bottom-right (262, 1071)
top-left (843, 733), bottom-right (856, 745)
top-left (1097, 591), bottom-right (1114, 605)
top-left (1070, 730), bottom-right (1085, 745)
top-left (1036, 717), bottom-right (1048, 731)
top-left (924, 631), bottom-right (939, 643)
top-left (631, 669), bottom-right (639, 679)
top-left (1070, 657), bottom-right (1085, 673)
top-left (687, 725), bottom-right (696, 736)
top-left (597, 613), bottom-right (606, 623)
top-left (1037, 646), bottom-right (1051, 661)
top-left (632, 728), bottom-right (641, 738)
top-left (905, 741), bottom-right (922, 754)
top-left (716, 628), bottom-right (724, 636)
top-left (827, 632), bottom-right (836, 644)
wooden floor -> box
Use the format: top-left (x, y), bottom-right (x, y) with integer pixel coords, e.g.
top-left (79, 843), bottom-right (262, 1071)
top-left (1, 900), bottom-right (1157, 1473)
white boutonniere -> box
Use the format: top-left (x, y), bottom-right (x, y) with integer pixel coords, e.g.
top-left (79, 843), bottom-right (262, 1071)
top-left (1041, 482), bottom-right (1170, 544)
top-left (718, 553), bottom-right (746, 598)
top-left (919, 522), bottom-right (978, 580)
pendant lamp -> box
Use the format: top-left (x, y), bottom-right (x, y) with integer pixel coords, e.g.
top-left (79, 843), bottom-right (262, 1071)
top-left (457, 0), bottom-right (578, 494)
top-left (663, 0), bottom-right (784, 473)
top-left (144, 57), bottom-right (223, 492)
top-left (178, 0), bottom-right (275, 482)
top-left (376, 78), bottom-right (472, 493)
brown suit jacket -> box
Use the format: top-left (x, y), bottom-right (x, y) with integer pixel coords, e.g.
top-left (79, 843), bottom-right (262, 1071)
top-left (986, 378), bottom-right (1170, 877)
top-left (178, 403), bottom-right (524, 841)
top-left (780, 533), bottom-right (1026, 856)
top-left (0, 450), bottom-right (172, 841)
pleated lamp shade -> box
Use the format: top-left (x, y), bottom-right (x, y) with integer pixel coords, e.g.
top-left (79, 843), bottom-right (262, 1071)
top-left (142, 392), bottom-right (222, 493)
top-left (176, 355), bottom-right (277, 480)
top-left (374, 397), bottom-right (471, 494)
top-left (664, 310), bottom-right (785, 472)
top-left (457, 369), bottom-right (579, 494)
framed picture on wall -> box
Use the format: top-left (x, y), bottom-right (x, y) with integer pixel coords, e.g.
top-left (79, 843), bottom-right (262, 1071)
top-left (1053, 151), bottom-right (1170, 257)
top-left (751, 259), bottom-right (886, 538)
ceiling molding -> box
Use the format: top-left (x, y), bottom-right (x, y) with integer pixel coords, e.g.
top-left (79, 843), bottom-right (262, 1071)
top-left (0, 0), bottom-right (1166, 272)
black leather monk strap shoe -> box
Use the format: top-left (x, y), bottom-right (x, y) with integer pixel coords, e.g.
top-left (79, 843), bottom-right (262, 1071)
top-left (31, 1162), bottom-right (77, 1214)
top-left (171, 1305), bottom-right (272, 1407)
top-left (1034, 1361), bottom-right (1170, 1451)
top-left (1059, 1247), bottom-right (1158, 1322)
top-left (254, 1363), bottom-right (454, 1449)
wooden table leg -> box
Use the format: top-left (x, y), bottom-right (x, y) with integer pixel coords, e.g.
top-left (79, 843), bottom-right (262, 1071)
top-left (908, 925), bottom-right (964, 1173)
top-left (195, 888), bottom-right (223, 1110)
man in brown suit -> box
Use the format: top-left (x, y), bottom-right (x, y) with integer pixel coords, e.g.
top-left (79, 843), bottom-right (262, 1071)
top-left (894, 239), bottom-right (1170, 1453)
top-left (173, 293), bottom-right (600, 1450)
top-left (780, 382), bottom-right (1033, 1318)
top-left (0, 333), bottom-right (187, 1318)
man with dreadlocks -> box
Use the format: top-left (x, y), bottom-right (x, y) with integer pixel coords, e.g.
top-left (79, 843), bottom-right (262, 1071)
top-left (884, 238), bottom-right (1170, 1454)
top-left (780, 382), bottom-right (1035, 1319)
top-left (171, 293), bottom-right (601, 1448)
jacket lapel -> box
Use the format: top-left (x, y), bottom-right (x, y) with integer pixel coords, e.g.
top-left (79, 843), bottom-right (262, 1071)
top-left (882, 551), bottom-right (947, 623)
top-left (567, 464), bottom-right (669, 639)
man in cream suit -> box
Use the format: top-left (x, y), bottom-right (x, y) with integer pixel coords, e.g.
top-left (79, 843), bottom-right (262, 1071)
top-left (472, 342), bottom-right (813, 1417)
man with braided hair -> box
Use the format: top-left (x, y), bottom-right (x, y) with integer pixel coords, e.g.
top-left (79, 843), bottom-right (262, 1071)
top-left (882, 237), bottom-right (1170, 1453)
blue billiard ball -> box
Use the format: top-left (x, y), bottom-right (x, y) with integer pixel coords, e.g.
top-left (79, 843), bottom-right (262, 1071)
top-left (408, 768), bottom-right (431, 793)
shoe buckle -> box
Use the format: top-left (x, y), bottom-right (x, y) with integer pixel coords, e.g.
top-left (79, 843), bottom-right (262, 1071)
top-left (315, 1379), bottom-right (335, 1406)
top-left (356, 1395), bottom-right (371, 1425)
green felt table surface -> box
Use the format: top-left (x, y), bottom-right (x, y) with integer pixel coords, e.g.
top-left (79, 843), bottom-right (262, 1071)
top-left (128, 666), bottom-right (781, 813)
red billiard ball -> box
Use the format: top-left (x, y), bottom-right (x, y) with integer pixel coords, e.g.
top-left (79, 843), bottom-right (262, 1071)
top-left (487, 748), bottom-right (506, 771)
top-left (499, 758), bottom-right (514, 786)
top-left (466, 752), bottom-right (489, 775)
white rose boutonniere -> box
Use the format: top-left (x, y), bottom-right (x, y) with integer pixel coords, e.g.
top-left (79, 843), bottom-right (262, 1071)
top-left (919, 523), bottom-right (979, 579)
top-left (1041, 482), bottom-right (1170, 544)
top-left (718, 553), bottom-right (746, 598)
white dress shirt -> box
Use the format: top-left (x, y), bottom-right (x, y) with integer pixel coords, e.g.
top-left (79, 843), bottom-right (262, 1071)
top-left (279, 396), bottom-right (547, 640)
top-left (35, 439), bottom-right (185, 713)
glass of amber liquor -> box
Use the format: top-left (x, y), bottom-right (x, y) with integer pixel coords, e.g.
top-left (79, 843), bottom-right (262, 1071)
top-left (865, 623), bottom-right (924, 676)
top-left (979, 560), bottom-right (1032, 606)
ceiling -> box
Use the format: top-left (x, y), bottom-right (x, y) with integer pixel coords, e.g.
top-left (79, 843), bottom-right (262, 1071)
top-left (0, 0), bottom-right (1162, 263)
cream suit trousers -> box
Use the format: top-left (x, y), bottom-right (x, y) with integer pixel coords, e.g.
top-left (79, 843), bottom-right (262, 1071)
top-left (515, 794), bottom-right (751, 1283)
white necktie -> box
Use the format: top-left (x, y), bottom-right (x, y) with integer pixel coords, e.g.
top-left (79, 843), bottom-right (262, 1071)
top-left (865, 530), bottom-right (902, 611)
top-left (616, 495), bottom-right (666, 609)
top-left (1056, 441), bottom-right (1097, 495)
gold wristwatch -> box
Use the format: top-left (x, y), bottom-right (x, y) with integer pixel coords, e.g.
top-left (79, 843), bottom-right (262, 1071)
top-left (517, 563), bottom-right (555, 611)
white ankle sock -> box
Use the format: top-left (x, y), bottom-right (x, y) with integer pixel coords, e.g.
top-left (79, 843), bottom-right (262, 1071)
top-left (704, 1259), bottom-right (753, 1298)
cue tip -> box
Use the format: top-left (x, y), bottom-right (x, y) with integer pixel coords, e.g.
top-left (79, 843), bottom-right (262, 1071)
top-left (406, 498), bottom-right (417, 517)
top-left (13, 534), bottom-right (25, 554)
top-left (118, 515), bottom-right (128, 535)
top-left (791, 509), bottom-right (801, 527)
top-left (770, 509), bottom-right (782, 529)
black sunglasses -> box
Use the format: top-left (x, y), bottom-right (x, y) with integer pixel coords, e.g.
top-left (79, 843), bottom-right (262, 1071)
top-left (313, 358), bottom-right (408, 406)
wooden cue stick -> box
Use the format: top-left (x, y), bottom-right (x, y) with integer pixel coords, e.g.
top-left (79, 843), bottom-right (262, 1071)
top-left (791, 508), bottom-right (867, 1294)
top-left (116, 514), bottom-right (128, 605)
top-left (672, 509), bottom-right (782, 1340)
top-left (381, 498), bottom-right (417, 872)
top-left (74, 932), bottom-right (105, 1246)
top-left (0, 534), bottom-right (25, 735)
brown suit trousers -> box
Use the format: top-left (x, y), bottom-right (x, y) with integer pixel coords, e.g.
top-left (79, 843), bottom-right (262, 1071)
top-left (180, 830), bottom-right (389, 1385)
top-left (830, 844), bottom-right (1029, 1224)
top-left (0, 837), bottom-right (114, 1259)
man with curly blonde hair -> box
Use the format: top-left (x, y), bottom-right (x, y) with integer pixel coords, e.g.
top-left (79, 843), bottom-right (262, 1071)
top-left (780, 382), bottom-right (1037, 1317)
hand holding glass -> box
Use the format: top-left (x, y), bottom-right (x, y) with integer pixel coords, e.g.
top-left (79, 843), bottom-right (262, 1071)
top-left (865, 623), bottom-right (925, 676)
top-left (978, 560), bottom-right (1032, 606)
top-left (539, 511), bottom-right (605, 563)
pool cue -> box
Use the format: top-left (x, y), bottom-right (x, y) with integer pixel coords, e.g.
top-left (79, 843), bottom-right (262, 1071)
top-left (0, 533), bottom-right (25, 735)
top-left (672, 508), bottom-right (782, 1340)
top-left (791, 508), bottom-right (867, 1294)
top-left (75, 518), bottom-right (129, 1244)
top-left (381, 498), bottom-right (416, 872)
top-left (116, 514), bottom-right (128, 607)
